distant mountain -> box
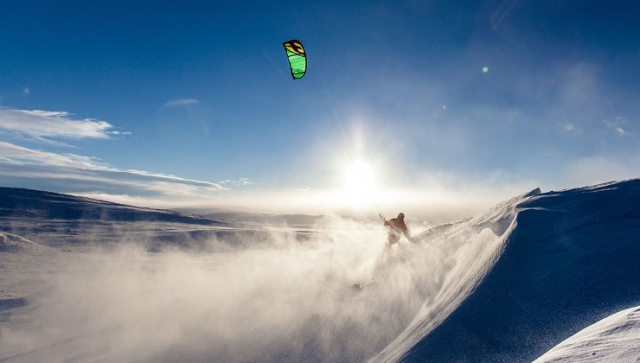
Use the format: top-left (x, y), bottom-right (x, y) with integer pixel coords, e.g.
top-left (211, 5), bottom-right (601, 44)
top-left (0, 187), bottom-right (292, 251)
top-left (0, 187), bottom-right (219, 225)
top-left (202, 211), bottom-right (324, 228)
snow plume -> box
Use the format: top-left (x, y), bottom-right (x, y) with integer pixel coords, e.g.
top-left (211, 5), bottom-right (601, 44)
top-left (0, 213), bottom-right (507, 363)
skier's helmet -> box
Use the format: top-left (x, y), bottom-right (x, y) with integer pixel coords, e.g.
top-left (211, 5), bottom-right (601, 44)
top-left (397, 212), bottom-right (405, 219)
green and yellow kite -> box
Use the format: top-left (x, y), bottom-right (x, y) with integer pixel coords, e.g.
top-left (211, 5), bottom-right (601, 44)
top-left (283, 39), bottom-right (307, 80)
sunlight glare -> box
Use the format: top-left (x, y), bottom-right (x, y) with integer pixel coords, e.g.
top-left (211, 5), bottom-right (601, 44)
top-left (342, 159), bottom-right (377, 209)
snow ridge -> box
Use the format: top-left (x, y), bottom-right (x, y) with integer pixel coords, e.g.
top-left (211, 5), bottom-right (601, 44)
top-left (386, 178), bottom-right (640, 362)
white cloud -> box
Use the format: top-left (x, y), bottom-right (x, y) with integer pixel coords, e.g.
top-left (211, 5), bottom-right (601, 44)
top-left (0, 108), bottom-right (233, 208)
top-left (0, 141), bottom-right (227, 205)
top-left (0, 108), bottom-right (123, 141)
top-left (0, 141), bottom-right (107, 169)
top-left (219, 177), bottom-right (257, 186)
top-left (162, 99), bottom-right (201, 109)
top-left (563, 123), bottom-right (583, 136)
top-left (604, 117), bottom-right (631, 136)
top-left (236, 177), bottom-right (256, 186)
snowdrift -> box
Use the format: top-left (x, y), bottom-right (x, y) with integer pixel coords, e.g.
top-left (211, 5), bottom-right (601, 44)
top-left (533, 305), bottom-right (640, 362)
top-left (375, 179), bottom-right (640, 362)
top-left (0, 232), bottom-right (43, 252)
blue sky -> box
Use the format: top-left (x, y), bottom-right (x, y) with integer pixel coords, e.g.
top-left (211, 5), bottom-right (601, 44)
top-left (1, 0), bottom-right (639, 216)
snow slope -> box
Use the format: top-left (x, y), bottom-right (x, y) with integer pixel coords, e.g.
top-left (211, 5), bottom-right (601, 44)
top-left (533, 305), bottom-right (640, 363)
top-left (375, 179), bottom-right (640, 362)
top-left (0, 187), bottom-right (513, 363)
top-left (1, 180), bottom-right (640, 363)
top-left (0, 187), bottom-right (220, 224)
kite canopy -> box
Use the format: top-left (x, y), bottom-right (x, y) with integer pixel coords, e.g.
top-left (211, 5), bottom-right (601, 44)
top-left (283, 39), bottom-right (307, 80)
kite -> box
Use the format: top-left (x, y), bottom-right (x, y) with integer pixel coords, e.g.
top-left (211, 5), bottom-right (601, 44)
top-left (283, 39), bottom-right (307, 80)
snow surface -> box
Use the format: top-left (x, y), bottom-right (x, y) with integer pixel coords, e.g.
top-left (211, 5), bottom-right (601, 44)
top-left (378, 179), bottom-right (640, 363)
top-left (533, 305), bottom-right (640, 363)
top-left (1, 180), bottom-right (640, 362)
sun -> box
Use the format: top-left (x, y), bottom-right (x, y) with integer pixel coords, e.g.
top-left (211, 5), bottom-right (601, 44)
top-left (344, 160), bottom-right (374, 192)
top-left (342, 159), bottom-right (378, 209)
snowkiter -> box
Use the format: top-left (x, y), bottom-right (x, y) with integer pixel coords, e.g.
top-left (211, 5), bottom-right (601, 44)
top-left (384, 212), bottom-right (410, 247)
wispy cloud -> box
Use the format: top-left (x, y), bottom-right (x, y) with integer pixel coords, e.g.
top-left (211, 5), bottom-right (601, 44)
top-left (0, 108), bottom-right (124, 142)
top-left (162, 99), bottom-right (201, 109)
top-left (0, 107), bottom-right (231, 208)
top-left (563, 123), bottom-right (583, 136)
top-left (0, 141), bottom-right (226, 205)
top-left (0, 141), bottom-right (106, 169)
top-left (219, 177), bottom-right (257, 186)
top-left (604, 117), bottom-right (631, 136)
